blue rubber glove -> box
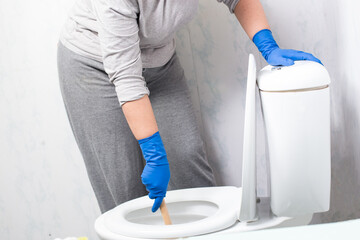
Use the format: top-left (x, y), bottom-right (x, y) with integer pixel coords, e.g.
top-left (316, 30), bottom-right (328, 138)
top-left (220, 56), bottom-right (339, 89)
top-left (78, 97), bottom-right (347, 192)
top-left (138, 131), bottom-right (170, 212)
top-left (253, 29), bottom-right (323, 66)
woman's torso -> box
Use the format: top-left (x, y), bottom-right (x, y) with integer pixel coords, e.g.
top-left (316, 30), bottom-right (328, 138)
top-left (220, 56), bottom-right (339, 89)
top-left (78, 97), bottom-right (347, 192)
top-left (59, 0), bottom-right (199, 68)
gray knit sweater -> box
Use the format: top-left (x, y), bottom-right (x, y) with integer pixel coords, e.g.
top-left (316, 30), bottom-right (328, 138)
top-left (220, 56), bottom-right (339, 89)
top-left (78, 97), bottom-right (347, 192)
top-left (59, 0), bottom-right (240, 106)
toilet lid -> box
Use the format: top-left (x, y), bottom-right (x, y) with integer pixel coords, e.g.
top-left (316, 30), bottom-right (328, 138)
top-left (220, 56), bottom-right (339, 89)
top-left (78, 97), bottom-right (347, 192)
top-left (95, 186), bottom-right (242, 239)
top-left (239, 54), bottom-right (257, 222)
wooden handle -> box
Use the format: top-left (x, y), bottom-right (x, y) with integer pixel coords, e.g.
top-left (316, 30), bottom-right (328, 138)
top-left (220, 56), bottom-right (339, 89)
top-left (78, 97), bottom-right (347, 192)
top-left (160, 199), bottom-right (172, 225)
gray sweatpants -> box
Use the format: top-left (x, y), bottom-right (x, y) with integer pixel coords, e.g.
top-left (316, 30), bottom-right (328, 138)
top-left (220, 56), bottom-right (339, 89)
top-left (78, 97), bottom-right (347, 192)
top-left (56, 41), bottom-right (216, 214)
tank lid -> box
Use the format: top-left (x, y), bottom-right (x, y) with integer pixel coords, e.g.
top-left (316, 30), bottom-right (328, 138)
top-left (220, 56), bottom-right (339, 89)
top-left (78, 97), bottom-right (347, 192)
top-left (257, 61), bottom-right (331, 91)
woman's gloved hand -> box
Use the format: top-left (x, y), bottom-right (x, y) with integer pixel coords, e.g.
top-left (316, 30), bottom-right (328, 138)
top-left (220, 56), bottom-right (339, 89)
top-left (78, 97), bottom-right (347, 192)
top-left (253, 29), bottom-right (323, 66)
top-left (138, 131), bottom-right (170, 212)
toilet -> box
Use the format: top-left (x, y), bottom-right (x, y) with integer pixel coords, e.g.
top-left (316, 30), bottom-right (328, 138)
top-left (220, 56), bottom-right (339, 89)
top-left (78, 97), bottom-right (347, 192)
top-left (94, 54), bottom-right (331, 240)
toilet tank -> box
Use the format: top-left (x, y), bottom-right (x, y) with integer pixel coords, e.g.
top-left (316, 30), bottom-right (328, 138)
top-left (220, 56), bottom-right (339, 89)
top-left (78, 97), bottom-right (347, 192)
top-left (257, 61), bottom-right (331, 217)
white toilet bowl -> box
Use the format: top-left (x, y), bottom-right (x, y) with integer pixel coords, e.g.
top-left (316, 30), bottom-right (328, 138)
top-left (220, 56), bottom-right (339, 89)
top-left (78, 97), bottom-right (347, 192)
top-left (95, 186), bottom-right (240, 239)
top-left (95, 186), bottom-right (314, 240)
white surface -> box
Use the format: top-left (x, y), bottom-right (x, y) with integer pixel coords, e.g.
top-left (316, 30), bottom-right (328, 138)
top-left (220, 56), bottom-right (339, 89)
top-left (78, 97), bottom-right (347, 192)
top-left (189, 218), bottom-right (360, 240)
top-left (257, 61), bottom-right (331, 91)
top-left (260, 87), bottom-right (331, 216)
top-left (239, 54), bottom-right (257, 222)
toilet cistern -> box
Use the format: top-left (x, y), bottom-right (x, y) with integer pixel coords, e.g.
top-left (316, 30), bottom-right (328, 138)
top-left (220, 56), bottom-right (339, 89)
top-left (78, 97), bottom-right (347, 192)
top-left (257, 58), bottom-right (331, 217)
top-left (94, 54), bottom-right (332, 240)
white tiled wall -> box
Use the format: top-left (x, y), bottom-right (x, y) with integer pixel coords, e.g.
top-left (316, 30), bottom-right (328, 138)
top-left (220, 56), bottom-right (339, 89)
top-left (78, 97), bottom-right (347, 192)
top-left (0, 0), bottom-right (359, 239)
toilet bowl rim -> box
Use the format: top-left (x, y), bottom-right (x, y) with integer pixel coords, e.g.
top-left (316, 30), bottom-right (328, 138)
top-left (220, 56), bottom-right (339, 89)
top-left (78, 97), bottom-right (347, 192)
top-left (96, 186), bottom-right (242, 239)
top-left (120, 186), bottom-right (241, 214)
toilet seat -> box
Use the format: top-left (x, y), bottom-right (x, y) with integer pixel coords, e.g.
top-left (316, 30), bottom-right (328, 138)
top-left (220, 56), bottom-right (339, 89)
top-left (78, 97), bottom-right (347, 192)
top-left (95, 186), bottom-right (242, 239)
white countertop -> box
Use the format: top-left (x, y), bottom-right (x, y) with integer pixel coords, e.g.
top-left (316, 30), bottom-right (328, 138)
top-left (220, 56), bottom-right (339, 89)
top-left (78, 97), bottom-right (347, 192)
top-left (189, 219), bottom-right (360, 240)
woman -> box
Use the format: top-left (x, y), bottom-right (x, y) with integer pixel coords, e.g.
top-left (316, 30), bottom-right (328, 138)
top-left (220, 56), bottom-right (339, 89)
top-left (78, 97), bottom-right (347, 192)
top-left (57, 0), bottom-right (322, 214)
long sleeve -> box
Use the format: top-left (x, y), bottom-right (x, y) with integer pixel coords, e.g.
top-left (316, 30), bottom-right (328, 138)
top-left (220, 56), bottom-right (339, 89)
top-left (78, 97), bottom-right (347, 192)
top-left (91, 0), bottom-right (150, 107)
top-left (217, 0), bottom-right (241, 13)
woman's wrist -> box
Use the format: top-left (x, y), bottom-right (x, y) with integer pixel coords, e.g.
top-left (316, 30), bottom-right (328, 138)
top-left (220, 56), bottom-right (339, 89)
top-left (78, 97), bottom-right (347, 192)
top-left (138, 131), bottom-right (168, 164)
top-left (138, 131), bottom-right (160, 144)
top-left (252, 29), bottom-right (279, 60)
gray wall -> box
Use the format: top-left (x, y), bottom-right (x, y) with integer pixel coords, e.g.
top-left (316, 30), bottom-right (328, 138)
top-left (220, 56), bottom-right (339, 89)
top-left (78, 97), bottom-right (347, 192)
top-left (0, 0), bottom-right (359, 239)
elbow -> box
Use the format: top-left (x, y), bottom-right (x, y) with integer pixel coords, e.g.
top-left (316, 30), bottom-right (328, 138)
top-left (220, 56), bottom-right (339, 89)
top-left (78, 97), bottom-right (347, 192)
top-left (218, 0), bottom-right (241, 14)
top-left (114, 77), bottom-right (150, 107)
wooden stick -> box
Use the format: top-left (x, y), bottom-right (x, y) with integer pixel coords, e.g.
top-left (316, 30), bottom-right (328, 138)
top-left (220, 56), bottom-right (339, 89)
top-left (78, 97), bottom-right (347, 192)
top-left (160, 199), bottom-right (172, 225)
